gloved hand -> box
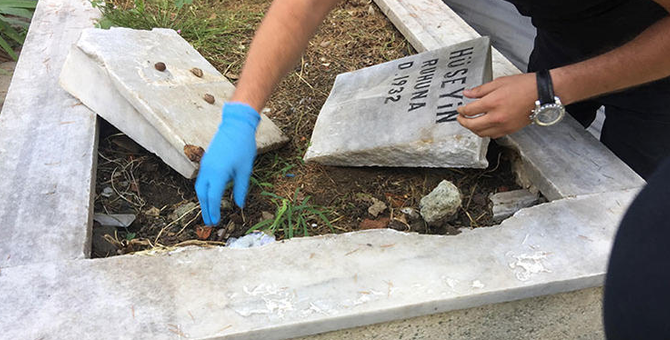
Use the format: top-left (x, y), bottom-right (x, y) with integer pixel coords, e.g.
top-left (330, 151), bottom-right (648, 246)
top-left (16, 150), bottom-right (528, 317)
top-left (195, 102), bottom-right (260, 225)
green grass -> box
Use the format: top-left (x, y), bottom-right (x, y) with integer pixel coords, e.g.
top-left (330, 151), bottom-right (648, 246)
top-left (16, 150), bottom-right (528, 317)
top-left (92, 0), bottom-right (262, 72)
top-left (247, 188), bottom-right (333, 239)
top-left (0, 0), bottom-right (37, 60)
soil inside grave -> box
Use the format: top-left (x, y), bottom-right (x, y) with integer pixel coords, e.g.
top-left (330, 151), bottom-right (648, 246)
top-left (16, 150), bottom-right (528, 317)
top-left (92, 0), bottom-right (521, 258)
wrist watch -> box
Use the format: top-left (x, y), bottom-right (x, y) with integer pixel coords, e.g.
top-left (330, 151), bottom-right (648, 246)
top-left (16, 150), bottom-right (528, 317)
top-left (530, 69), bottom-right (566, 126)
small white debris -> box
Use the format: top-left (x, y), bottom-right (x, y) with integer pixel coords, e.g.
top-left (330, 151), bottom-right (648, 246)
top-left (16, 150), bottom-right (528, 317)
top-left (471, 280), bottom-right (485, 289)
top-left (101, 187), bottom-right (114, 198)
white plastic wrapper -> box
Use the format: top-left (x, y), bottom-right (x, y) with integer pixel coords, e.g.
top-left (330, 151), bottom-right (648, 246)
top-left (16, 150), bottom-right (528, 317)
top-left (226, 232), bottom-right (276, 249)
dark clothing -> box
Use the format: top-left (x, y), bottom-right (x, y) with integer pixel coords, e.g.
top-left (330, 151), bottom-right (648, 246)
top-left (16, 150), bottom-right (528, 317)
top-left (505, 0), bottom-right (670, 178)
top-left (604, 157), bottom-right (670, 339)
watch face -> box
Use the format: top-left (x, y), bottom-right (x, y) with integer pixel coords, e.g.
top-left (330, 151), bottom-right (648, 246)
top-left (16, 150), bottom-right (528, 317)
top-left (535, 104), bottom-right (565, 126)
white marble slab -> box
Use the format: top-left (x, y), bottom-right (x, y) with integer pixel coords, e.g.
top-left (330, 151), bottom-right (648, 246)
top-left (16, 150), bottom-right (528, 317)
top-left (0, 189), bottom-right (636, 339)
top-left (59, 27), bottom-right (289, 178)
top-left (0, 0), bottom-right (99, 268)
top-left (305, 38), bottom-right (491, 168)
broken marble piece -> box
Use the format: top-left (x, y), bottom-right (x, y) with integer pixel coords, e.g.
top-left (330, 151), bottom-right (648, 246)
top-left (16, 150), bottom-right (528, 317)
top-left (304, 37), bottom-right (492, 168)
top-left (489, 189), bottom-right (540, 222)
top-left (92, 214), bottom-right (136, 228)
top-left (420, 180), bottom-right (462, 225)
top-left (59, 27), bottom-right (289, 179)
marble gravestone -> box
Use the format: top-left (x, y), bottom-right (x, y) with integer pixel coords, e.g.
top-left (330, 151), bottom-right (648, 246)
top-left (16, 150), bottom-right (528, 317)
top-left (304, 37), bottom-right (492, 168)
top-left (59, 27), bottom-right (289, 179)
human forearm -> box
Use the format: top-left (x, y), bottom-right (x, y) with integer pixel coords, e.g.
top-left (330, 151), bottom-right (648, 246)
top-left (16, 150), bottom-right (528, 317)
top-left (231, 0), bottom-right (341, 111)
top-left (552, 15), bottom-right (670, 105)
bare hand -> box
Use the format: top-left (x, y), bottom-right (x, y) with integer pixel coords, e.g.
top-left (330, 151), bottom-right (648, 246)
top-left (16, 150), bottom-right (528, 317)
top-left (456, 73), bottom-right (537, 139)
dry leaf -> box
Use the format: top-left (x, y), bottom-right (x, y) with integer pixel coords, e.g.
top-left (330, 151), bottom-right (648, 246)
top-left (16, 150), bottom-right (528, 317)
top-left (145, 206), bottom-right (161, 217)
top-left (195, 226), bottom-right (212, 240)
top-left (184, 145), bottom-right (205, 163)
top-left (359, 217), bottom-right (390, 230)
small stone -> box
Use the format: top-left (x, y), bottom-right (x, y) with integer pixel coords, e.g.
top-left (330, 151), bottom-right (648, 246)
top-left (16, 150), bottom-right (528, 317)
top-left (101, 187), bottom-right (114, 198)
top-left (388, 219), bottom-right (407, 231)
top-left (367, 197), bottom-right (387, 217)
top-left (261, 211), bottom-right (275, 221)
top-left (400, 207), bottom-right (421, 222)
top-left (190, 67), bottom-right (203, 77)
top-left (154, 62), bottom-right (166, 71)
top-left (419, 180), bottom-right (462, 226)
top-left (145, 206), bottom-right (161, 217)
top-left (203, 93), bottom-right (215, 104)
top-left (183, 144), bottom-right (204, 163)
top-left (220, 199), bottom-right (233, 211)
top-left (359, 217), bottom-right (390, 230)
top-left (368, 5), bottom-right (375, 15)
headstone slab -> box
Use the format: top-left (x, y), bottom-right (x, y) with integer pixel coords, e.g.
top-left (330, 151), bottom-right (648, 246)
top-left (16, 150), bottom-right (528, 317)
top-left (59, 27), bottom-right (289, 179)
top-left (304, 37), bottom-right (491, 168)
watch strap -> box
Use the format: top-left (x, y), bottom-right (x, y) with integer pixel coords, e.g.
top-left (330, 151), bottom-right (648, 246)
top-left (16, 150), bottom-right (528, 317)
top-left (536, 69), bottom-right (554, 105)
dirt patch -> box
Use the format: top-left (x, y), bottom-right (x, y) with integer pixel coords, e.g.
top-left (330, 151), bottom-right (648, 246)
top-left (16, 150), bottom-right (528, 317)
top-left (92, 0), bottom-right (521, 257)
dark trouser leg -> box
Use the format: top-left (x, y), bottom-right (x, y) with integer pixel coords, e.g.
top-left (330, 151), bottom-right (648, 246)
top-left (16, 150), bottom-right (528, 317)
top-left (604, 157), bottom-right (670, 339)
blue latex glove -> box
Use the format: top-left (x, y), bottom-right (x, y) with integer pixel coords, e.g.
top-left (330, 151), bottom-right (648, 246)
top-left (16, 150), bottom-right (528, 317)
top-left (195, 102), bottom-right (260, 225)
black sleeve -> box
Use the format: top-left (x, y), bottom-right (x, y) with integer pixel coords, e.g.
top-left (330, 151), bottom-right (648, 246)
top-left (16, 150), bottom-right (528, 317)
top-left (604, 157), bottom-right (670, 339)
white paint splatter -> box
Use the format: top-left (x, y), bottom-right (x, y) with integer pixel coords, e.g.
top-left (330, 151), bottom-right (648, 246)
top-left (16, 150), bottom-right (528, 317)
top-left (508, 251), bottom-right (552, 281)
top-left (445, 277), bottom-right (459, 289)
top-left (235, 284), bottom-right (295, 318)
top-left (471, 280), bottom-right (485, 289)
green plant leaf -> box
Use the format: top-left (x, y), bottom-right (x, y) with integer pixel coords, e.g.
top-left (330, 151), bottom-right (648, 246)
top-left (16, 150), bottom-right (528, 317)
top-left (0, 35), bottom-right (17, 60)
top-left (1, 16), bottom-right (29, 28)
top-left (0, 0), bottom-right (37, 9)
top-left (0, 15), bottom-right (25, 44)
top-left (247, 218), bottom-right (272, 234)
top-left (174, 0), bottom-right (193, 10)
top-left (0, 6), bottom-right (33, 18)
